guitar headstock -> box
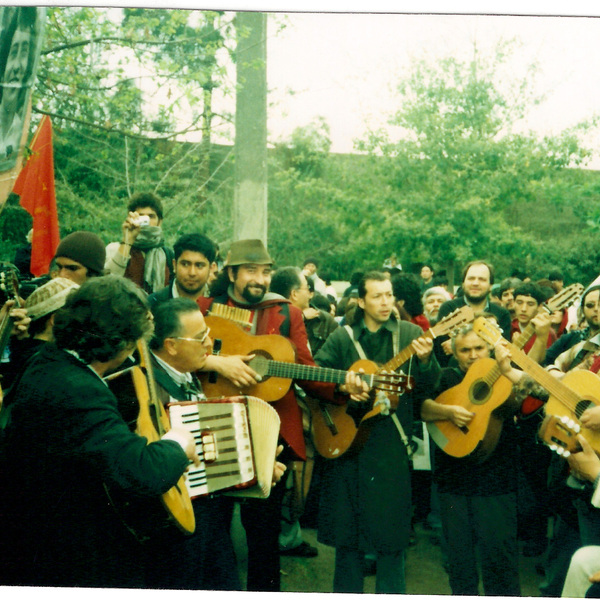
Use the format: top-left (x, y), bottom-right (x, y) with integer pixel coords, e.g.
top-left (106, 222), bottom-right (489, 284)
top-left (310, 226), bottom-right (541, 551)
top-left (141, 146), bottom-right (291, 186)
top-left (543, 283), bottom-right (584, 314)
top-left (432, 305), bottom-right (475, 337)
top-left (471, 315), bottom-right (504, 348)
top-left (371, 371), bottom-right (411, 395)
top-left (538, 413), bottom-right (581, 457)
top-left (0, 263), bottom-right (19, 305)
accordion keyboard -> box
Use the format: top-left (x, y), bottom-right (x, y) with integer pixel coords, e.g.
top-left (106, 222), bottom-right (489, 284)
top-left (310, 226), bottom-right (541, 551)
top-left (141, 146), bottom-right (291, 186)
top-left (168, 400), bottom-right (256, 498)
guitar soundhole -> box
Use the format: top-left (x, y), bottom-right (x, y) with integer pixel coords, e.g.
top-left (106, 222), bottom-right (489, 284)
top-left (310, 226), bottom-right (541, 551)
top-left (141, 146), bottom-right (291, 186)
top-left (575, 400), bottom-right (594, 420)
top-left (470, 380), bottom-right (490, 405)
top-left (249, 351), bottom-right (273, 381)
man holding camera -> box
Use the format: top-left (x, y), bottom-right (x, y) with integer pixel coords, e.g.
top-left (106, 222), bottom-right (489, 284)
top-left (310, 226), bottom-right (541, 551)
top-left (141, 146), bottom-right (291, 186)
top-left (105, 192), bottom-right (174, 294)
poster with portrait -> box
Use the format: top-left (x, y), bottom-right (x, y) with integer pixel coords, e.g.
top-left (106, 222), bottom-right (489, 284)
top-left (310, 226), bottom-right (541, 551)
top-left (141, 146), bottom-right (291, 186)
top-left (0, 6), bottom-right (45, 173)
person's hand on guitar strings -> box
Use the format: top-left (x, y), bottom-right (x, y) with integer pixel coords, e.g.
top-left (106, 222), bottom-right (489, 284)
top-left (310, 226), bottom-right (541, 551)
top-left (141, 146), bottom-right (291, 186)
top-left (492, 340), bottom-right (526, 385)
top-left (340, 369), bottom-right (371, 402)
top-left (203, 353), bottom-right (261, 388)
top-left (5, 300), bottom-right (30, 339)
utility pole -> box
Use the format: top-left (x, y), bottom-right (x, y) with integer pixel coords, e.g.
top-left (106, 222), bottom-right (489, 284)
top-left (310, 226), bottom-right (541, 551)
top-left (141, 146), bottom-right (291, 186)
top-left (233, 11), bottom-right (267, 244)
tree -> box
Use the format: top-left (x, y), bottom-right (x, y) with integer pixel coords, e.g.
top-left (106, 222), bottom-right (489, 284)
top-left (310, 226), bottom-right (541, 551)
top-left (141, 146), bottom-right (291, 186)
top-left (28, 7), bottom-right (237, 245)
top-left (356, 43), bottom-right (596, 286)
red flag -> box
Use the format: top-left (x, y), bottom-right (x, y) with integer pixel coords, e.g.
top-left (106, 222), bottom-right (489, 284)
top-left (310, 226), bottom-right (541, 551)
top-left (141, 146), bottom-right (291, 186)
top-left (12, 115), bottom-right (60, 277)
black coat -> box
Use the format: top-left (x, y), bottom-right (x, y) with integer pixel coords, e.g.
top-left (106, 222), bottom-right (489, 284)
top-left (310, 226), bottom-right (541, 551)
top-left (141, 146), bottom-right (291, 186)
top-left (314, 318), bottom-right (440, 553)
top-left (0, 344), bottom-right (189, 588)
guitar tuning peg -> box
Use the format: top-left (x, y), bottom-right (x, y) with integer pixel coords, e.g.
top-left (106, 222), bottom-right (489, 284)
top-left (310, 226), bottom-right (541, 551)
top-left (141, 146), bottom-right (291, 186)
top-left (550, 445), bottom-right (557, 452)
top-left (575, 424), bottom-right (581, 433)
top-left (560, 415), bottom-right (569, 424)
top-left (557, 447), bottom-right (565, 456)
top-left (564, 451), bottom-right (571, 458)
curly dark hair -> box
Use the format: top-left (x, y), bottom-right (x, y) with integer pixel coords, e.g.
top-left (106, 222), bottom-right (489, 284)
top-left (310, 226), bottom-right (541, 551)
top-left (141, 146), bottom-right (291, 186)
top-left (391, 272), bottom-right (424, 317)
top-left (127, 192), bottom-right (164, 221)
top-left (173, 232), bottom-right (217, 263)
top-left (53, 275), bottom-right (152, 364)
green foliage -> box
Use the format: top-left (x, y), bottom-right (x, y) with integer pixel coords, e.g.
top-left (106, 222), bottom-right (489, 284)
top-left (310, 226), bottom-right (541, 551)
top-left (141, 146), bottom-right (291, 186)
top-left (354, 45), bottom-right (597, 285)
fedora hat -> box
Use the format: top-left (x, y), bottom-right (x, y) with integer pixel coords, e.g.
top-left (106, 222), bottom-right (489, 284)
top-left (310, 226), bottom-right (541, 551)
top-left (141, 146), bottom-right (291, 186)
top-left (225, 239), bottom-right (273, 266)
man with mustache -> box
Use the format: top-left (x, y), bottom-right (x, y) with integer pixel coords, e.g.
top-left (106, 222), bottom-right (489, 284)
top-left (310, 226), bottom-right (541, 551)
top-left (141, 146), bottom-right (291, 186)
top-left (197, 239), bottom-right (366, 592)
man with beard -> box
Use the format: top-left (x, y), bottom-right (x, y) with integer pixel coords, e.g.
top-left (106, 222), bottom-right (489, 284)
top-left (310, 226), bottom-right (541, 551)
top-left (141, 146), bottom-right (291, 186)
top-left (435, 260), bottom-right (511, 367)
top-left (148, 233), bottom-right (218, 308)
top-left (422, 286), bottom-right (451, 325)
top-left (197, 239), bottom-right (366, 592)
top-left (105, 192), bottom-right (174, 294)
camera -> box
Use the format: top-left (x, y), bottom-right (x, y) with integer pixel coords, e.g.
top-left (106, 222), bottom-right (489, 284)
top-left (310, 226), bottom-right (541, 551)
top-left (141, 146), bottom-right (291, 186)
top-left (134, 215), bottom-right (150, 227)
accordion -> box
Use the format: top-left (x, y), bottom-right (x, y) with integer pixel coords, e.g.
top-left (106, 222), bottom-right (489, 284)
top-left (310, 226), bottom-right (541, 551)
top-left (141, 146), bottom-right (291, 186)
top-left (168, 395), bottom-right (280, 499)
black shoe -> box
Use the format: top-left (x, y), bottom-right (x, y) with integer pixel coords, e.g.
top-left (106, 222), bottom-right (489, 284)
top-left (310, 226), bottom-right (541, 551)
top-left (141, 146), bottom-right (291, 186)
top-left (280, 541), bottom-right (319, 557)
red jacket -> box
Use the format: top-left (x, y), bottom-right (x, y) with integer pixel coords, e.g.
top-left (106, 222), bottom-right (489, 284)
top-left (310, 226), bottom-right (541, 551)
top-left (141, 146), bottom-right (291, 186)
top-left (197, 296), bottom-right (339, 460)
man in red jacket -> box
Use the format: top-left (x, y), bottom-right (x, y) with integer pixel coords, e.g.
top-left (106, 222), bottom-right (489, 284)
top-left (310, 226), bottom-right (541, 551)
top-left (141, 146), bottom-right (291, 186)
top-left (197, 239), bottom-right (367, 592)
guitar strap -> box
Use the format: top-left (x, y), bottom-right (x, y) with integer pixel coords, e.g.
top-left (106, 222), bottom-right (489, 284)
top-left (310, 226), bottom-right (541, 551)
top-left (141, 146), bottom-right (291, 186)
top-left (343, 323), bottom-right (414, 458)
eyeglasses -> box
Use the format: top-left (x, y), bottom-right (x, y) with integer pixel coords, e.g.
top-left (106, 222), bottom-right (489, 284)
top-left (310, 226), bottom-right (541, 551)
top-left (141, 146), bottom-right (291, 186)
top-left (171, 327), bottom-right (211, 344)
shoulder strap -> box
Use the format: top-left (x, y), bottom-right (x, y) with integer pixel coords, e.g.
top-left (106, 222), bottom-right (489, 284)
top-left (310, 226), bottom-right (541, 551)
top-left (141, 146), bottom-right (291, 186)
top-left (344, 324), bottom-right (367, 360)
top-left (279, 302), bottom-right (291, 338)
top-left (344, 324), bottom-right (413, 457)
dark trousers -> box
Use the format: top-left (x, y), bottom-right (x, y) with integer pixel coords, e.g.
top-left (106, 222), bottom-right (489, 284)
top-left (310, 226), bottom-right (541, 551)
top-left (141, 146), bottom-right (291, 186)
top-left (439, 491), bottom-right (520, 596)
top-left (333, 546), bottom-right (405, 594)
top-left (239, 476), bottom-right (287, 592)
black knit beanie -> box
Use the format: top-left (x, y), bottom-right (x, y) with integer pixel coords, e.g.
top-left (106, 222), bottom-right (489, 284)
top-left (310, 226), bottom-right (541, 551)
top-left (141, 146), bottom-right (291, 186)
top-left (54, 231), bottom-right (106, 275)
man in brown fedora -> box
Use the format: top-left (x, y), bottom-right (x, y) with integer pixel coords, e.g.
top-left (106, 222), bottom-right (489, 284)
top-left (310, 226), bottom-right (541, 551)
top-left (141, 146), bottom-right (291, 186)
top-left (198, 238), bottom-right (368, 592)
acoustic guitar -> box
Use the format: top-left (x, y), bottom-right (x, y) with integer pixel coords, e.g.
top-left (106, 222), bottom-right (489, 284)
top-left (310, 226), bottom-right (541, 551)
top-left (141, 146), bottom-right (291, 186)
top-left (310, 305), bottom-right (475, 459)
top-left (427, 283), bottom-right (584, 460)
top-left (201, 315), bottom-right (409, 402)
top-left (105, 340), bottom-right (195, 542)
top-left (537, 413), bottom-right (581, 456)
top-left (472, 316), bottom-right (600, 454)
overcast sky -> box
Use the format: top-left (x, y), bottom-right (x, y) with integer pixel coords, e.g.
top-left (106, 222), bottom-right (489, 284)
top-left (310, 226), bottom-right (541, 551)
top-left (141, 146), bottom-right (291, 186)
top-left (263, 10), bottom-right (600, 161)
top-left (21, 1), bottom-right (600, 164)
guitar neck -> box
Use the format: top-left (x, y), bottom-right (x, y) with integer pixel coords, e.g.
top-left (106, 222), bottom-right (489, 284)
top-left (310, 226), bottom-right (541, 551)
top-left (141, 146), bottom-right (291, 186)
top-left (380, 329), bottom-right (433, 373)
top-left (505, 343), bottom-right (582, 416)
top-left (265, 360), bottom-right (372, 387)
top-left (0, 313), bottom-right (14, 357)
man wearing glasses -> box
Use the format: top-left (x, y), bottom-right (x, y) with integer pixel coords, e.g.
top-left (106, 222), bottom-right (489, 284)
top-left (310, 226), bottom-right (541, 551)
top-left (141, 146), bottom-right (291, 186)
top-left (143, 297), bottom-right (241, 590)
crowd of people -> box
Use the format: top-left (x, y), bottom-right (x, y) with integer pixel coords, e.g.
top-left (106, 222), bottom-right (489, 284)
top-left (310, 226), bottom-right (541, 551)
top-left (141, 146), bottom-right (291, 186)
top-left (0, 190), bottom-right (600, 596)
